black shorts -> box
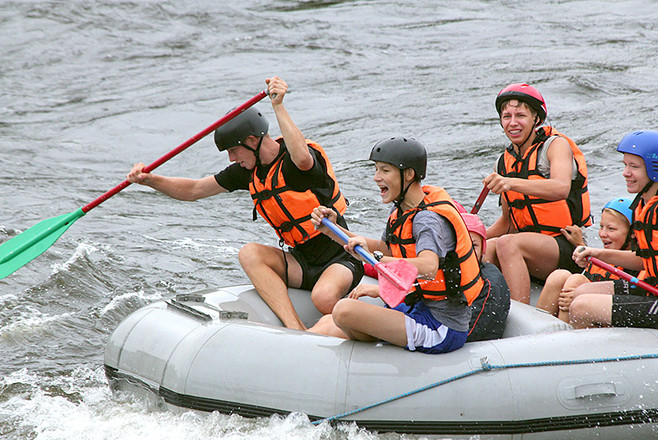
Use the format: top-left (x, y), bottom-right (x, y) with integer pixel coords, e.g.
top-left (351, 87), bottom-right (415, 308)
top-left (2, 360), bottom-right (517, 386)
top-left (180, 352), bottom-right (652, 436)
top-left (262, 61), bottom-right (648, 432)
top-left (289, 233), bottom-right (364, 292)
top-left (554, 234), bottom-right (582, 274)
top-left (611, 282), bottom-right (658, 328)
top-left (612, 279), bottom-right (635, 296)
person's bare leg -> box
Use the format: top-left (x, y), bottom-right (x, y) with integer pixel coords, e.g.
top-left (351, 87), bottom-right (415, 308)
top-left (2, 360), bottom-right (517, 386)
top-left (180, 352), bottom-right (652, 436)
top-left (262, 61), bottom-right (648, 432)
top-left (568, 281), bottom-right (614, 328)
top-left (557, 274), bottom-right (590, 322)
top-left (332, 298), bottom-right (408, 346)
top-left (307, 314), bottom-right (348, 338)
top-left (311, 263), bottom-right (355, 315)
top-left (570, 295), bottom-right (613, 328)
top-left (496, 232), bottom-right (560, 304)
top-left (239, 242), bottom-right (305, 330)
top-left (536, 269), bottom-right (571, 315)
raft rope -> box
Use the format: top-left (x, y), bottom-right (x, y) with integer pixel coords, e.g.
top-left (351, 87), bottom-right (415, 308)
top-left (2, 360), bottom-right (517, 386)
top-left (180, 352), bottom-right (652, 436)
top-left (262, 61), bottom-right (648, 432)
top-left (311, 353), bottom-right (658, 425)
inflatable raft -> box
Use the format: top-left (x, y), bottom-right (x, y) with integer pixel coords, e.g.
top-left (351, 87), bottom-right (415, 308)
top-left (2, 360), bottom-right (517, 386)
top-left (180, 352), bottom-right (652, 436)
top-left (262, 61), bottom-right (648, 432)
top-left (104, 280), bottom-right (658, 439)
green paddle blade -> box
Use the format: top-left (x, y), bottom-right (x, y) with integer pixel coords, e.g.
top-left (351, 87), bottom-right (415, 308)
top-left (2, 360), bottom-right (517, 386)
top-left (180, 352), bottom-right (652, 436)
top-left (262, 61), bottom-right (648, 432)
top-left (0, 208), bottom-right (85, 279)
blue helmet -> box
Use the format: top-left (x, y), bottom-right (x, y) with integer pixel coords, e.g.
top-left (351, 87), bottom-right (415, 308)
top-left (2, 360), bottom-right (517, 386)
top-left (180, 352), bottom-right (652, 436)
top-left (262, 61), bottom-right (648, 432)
top-left (616, 130), bottom-right (658, 182)
top-left (602, 197), bottom-right (633, 225)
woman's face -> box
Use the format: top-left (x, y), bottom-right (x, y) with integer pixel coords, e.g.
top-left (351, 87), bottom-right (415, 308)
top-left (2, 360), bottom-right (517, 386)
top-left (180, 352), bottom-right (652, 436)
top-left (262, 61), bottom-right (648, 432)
top-left (373, 161), bottom-right (401, 204)
top-left (622, 153), bottom-right (650, 194)
top-left (599, 210), bottom-right (630, 250)
top-left (500, 100), bottom-right (537, 146)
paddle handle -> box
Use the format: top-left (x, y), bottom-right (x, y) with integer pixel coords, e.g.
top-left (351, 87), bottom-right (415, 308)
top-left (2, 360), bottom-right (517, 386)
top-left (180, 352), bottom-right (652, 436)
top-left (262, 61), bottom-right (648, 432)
top-left (471, 186), bottom-right (490, 214)
top-left (321, 218), bottom-right (378, 266)
top-left (589, 257), bottom-right (658, 296)
top-left (81, 90), bottom-right (269, 213)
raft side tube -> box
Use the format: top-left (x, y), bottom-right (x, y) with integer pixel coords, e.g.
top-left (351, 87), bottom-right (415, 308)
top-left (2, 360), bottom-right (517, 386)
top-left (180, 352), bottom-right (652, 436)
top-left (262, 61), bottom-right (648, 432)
top-left (105, 301), bottom-right (230, 392)
top-left (342, 339), bottom-right (515, 422)
top-left (177, 323), bottom-right (356, 417)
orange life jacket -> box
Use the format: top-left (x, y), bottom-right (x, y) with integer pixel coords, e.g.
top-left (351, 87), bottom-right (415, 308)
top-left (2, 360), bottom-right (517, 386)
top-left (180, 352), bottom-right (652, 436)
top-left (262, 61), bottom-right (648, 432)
top-left (385, 186), bottom-right (483, 305)
top-left (631, 194), bottom-right (658, 294)
top-left (583, 261), bottom-right (622, 282)
top-left (249, 139), bottom-right (347, 247)
top-left (497, 126), bottom-right (592, 236)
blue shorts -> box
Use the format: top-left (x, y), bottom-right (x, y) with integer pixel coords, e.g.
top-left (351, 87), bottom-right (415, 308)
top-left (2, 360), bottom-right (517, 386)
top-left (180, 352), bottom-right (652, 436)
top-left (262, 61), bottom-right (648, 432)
top-left (393, 301), bottom-right (468, 354)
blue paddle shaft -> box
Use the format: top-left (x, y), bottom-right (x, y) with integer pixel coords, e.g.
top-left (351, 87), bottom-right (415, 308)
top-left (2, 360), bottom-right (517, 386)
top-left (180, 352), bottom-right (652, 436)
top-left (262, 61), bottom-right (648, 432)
top-left (321, 218), bottom-right (378, 266)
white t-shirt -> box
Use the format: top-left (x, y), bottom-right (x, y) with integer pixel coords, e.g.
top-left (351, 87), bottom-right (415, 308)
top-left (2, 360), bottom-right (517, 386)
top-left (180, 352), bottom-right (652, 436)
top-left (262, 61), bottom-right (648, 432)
top-left (536, 135), bottom-right (578, 180)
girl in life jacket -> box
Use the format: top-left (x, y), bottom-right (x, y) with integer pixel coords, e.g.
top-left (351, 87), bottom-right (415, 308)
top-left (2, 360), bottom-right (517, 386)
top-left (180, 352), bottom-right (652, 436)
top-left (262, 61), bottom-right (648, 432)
top-left (536, 197), bottom-right (634, 323)
top-left (483, 83), bottom-right (592, 305)
top-left (461, 213), bottom-right (511, 342)
top-left (571, 131), bottom-right (658, 330)
top-left (309, 137), bottom-right (483, 354)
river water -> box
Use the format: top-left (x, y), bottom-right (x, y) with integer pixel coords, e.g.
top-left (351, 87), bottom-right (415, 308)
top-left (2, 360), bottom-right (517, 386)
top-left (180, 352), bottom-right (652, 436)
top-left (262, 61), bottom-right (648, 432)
top-left (1, 1), bottom-right (657, 439)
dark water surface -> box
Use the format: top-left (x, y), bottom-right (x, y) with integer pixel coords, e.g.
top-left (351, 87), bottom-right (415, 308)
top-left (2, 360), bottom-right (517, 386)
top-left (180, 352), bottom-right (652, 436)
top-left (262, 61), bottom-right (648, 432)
top-left (2, 1), bottom-right (658, 438)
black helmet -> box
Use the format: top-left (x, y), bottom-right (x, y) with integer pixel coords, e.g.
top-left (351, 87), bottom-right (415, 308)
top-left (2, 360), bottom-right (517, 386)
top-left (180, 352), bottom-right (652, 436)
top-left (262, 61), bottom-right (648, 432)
top-left (214, 107), bottom-right (269, 152)
top-left (369, 137), bottom-right (427, 181)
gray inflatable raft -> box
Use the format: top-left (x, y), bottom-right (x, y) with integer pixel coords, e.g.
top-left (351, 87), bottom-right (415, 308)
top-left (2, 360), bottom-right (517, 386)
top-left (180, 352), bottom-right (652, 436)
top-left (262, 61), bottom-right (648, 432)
top-left (104, 282), bottom-right (658, 439)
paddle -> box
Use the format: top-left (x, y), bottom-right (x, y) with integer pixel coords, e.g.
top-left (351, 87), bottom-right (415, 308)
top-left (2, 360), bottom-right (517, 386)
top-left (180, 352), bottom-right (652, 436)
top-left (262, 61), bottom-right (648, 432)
top-left (470, 186), bottom-right (490, 214)
top-left (0, 90), bottom-right (269, 279)
top-left (320, 218), bottom-right (418, 307)
top-left (589, 256), bottom-right (658, 296)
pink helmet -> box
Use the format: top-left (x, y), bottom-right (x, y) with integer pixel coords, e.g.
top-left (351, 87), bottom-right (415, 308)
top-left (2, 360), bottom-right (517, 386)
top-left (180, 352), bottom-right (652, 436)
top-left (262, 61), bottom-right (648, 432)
top-left (461, 213), bottom-right (487, 256)
top-left (495, 83), bottom-right (547, 125)
top-left (453, 200), bottom-right (467, 213)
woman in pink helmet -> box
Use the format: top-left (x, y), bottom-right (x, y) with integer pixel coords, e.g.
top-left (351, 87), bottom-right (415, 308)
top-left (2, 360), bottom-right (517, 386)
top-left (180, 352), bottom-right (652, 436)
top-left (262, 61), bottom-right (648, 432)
top-left (482, 83), bottom-right (592, 304)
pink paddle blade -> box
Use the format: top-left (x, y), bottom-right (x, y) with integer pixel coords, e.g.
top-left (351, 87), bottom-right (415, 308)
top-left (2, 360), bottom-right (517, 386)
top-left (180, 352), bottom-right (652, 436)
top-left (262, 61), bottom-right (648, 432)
top-left (376, 259), bottom-right (418, 307)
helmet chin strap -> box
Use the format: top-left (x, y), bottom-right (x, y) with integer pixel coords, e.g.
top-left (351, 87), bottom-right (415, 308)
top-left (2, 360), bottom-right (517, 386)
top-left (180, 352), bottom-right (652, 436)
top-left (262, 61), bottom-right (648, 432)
top-left (243, 136), bottom-right (264, 168)
top-left (394, 169), bottom-right (412, 208)
top-left (630, 180), bottom-right (658, 215)
top-left (640, 180), bottom-right (657, 198)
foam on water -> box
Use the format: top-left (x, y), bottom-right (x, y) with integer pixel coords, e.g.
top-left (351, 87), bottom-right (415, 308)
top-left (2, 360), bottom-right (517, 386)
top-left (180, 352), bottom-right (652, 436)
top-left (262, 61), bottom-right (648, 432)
top-left (1, 369), bottom-right (422, 440)
top-left (143, 234), bottom-right (240, 255)
top-left (51, 241), bottom-right (99, 275)
top-left (0, 305), bottom-right (73, 338)
top-left (100, 289), bottom-right (164, 315)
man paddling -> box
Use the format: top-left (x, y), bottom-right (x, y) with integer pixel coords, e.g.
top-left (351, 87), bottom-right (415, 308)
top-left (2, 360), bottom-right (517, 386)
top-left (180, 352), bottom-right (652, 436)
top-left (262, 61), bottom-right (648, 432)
top-left (127, 76), bottom-right (363, 330)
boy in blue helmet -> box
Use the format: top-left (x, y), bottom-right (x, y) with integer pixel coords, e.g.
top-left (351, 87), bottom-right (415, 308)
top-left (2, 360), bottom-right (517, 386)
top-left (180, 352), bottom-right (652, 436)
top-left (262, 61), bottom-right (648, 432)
top-left (571, 131), bottom-right (658, 329)
top-left (127, 77), bottom-right (363, 330)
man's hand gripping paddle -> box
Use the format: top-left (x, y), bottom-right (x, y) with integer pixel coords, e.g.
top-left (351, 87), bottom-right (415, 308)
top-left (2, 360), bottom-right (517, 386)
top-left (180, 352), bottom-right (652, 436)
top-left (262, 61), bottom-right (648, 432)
top-left (0, 90), bottom-right (269, 279)
top-left (321, 218), bottom-right (418, 307)
top-left (588, 255), bottom-right (658, 296)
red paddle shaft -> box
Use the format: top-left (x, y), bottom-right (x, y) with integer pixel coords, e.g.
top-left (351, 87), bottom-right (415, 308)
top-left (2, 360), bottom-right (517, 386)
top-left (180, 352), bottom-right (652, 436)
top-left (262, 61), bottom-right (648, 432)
top-left (81, 90), bottom-right (268, 213)
top-left (589, 257), bottom-right (658, 296)
top-left (471, 186), bottom-right (490, 214)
